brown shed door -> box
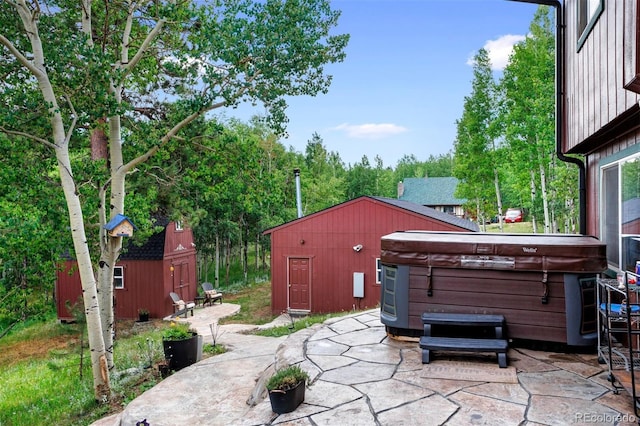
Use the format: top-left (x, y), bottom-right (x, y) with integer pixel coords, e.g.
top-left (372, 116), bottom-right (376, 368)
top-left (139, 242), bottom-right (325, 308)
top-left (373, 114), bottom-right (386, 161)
top-left (288, 257), bottom-right (310, 311)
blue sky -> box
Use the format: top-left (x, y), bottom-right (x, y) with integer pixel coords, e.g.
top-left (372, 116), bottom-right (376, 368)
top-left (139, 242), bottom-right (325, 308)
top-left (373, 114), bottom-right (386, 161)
top-left (221, 0), bottom-right (540, 167)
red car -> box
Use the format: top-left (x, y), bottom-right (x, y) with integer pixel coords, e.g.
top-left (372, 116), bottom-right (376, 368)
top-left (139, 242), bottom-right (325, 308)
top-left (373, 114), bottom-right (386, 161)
top-left (504, 208), bottom-right (523, 223)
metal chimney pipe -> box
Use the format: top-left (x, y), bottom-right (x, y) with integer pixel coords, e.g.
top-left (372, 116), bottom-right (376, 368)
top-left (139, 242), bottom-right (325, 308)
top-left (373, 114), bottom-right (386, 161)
top-left (294, 168), bottom-right (303, 218)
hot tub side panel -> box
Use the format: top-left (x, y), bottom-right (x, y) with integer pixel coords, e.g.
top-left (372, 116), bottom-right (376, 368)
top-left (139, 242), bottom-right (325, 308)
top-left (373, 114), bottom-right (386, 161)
top-left (379, 265), bottom-right (410, 332)
top-left (405, 266), bottom-right (572, 343)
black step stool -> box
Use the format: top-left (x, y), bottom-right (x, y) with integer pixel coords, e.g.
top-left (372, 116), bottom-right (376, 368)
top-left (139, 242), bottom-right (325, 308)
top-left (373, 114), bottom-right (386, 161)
top-left (419, 312), bottom-right (508, 368)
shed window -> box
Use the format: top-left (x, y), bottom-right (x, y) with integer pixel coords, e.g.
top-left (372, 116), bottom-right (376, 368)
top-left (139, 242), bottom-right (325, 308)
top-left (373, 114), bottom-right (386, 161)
top-left (600, 153), bottom-right (640, 273)
top-left (577, 0), bottom-right (603, 51)
top-left (375, 258), bottom-right (382, 284)
top-left (175, 221), bottom-right (183, 231)
top-left (113, 266), bottom-right (124, 289)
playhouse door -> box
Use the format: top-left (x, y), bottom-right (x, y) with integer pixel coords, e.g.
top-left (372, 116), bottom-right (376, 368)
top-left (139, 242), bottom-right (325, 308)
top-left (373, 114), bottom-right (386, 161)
top-left (288, 257), bottom-right (310, 311)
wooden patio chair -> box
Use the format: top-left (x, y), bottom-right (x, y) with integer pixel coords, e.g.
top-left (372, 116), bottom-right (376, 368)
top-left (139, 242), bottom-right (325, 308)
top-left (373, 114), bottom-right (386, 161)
top-left (169, 292), bottom-right (195, 318)
top-left (201, 282), bottom-right (223, 306)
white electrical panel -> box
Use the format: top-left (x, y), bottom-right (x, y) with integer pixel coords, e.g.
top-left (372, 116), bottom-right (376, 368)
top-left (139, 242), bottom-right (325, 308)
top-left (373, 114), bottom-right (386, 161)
top-left (353, 272), bottom-right (364, 298)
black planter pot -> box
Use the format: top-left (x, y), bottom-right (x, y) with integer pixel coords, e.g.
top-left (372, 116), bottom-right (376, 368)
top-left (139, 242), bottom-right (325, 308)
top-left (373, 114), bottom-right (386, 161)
top-left (268, 380), bottom-right (306, 414)
top-left (163, 333), bottom-right (198, 371)
top-left (138, 313), bottom-right (149, 322)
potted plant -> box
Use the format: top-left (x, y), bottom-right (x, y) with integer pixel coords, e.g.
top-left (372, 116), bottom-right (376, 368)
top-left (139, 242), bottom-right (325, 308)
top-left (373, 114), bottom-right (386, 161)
top-left (266, 364), bottom-right (309, 414)
top-left (162, 322), bottom-right (199, 371)
top-left (137, 308), bottom-right (150, 322)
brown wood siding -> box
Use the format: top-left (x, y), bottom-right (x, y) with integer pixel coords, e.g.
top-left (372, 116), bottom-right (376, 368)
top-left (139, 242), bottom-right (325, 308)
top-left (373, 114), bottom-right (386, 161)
top-left (564, 0), bottom-right (640, 152)
top-left (57, 258), bottom-right (185, 320)
top-left (115, 260), bottom-right (163, 318)
top-left (406, 267), bottom-right (568, 343)
top-left (268, 198), bottom-right (475, 315)
top-left (55, 261), bottom-right (83, 321)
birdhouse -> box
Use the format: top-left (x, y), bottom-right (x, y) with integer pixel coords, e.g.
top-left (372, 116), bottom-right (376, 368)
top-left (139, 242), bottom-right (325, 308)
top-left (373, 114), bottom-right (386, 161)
top-left (104, 214), bottom-right (138, 237)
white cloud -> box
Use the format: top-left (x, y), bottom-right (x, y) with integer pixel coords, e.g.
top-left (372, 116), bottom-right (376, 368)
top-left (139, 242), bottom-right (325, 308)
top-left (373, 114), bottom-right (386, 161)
top-left (467, 34), bottom-right (527, 71)
top-left (332, 123), bottom-right (408, 139)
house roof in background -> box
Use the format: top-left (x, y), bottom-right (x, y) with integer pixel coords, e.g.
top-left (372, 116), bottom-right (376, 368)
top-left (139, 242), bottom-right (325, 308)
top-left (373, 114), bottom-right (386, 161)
top-left (399, 177), bottom-right (466, 206)
top-left (263, 195), bottom-right (479, 234)
top-left (370, 197), bottom-right (478, 232)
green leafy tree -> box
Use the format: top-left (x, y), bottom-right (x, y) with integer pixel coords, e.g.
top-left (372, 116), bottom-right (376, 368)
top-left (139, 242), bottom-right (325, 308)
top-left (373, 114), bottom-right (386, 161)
top-left (372, 155), bottom-right (395, 198)
top-left (0, 134), bottom-right (67, 331)
top-left (345, 155), bottom-right (377, 199)
top-left (499, 6), bottom-right (557, 232)
top-left (453, 48), bottom-right (502, 227)
top-left (300, 133), bottom-right (346, 213)
top-left (394, 154), bottom-right (426, 180)
top-left (423, 153), bottom-right (454, 178)
top-left (394, 153), bottom-right (455, 195)
top-left (0, 0), bottom-right (348, 401)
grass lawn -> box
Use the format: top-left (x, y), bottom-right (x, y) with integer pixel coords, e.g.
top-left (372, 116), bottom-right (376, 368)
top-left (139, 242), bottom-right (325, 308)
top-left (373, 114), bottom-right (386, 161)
top-left (218, 280), bottom-right (276, 325)
top-left (0, 281), bottom-right (276, 426)
top-left (485, 221), bottom-right (535, 233)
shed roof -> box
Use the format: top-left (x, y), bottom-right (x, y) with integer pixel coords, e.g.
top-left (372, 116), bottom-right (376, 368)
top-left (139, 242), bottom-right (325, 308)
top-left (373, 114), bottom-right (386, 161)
top-left (263, 196), bottom-right (479, 234)
top-left (119, 216), bottom-right (170, 260)
top-left (399, 177), bottom-right (466, 206)
top-left (119, 228), bottom-right (166, 260)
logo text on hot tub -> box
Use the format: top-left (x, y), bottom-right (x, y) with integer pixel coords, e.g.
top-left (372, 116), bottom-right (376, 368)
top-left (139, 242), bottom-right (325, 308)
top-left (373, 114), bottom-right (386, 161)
top-left (522, 247), bottom-right (538, 253)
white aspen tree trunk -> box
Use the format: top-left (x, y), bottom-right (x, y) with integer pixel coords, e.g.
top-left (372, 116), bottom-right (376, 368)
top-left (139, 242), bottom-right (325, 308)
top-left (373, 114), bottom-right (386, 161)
top-left (58, 149), bottom-right (111, 401)
top-left (530, 170), bottom-right (538, 234)
top-left (255, 235), bottom-right (260, 271)
top-left (539, 162), bottom-right (551, 234)
top-left (57, 146), bottom-right (111, 401)
top-left (96, 233), bottom-right (121, 371)
top-left (11, 1), bottom-right (111, 400)
top-left (215, 233), bottom-right (220, 289)
top-left (494, 168), bottom-right (504, 232)
top-left (476, 199), bottom-right (484, 232)
top-left (98, 115), bottom-right (127, 369)
top-left (567, 196), bottom-right (576, 233)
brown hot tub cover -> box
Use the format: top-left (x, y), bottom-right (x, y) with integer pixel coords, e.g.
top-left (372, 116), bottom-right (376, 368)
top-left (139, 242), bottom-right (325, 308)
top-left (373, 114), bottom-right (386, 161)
top-left (381, 231), bottom-right (607, 273)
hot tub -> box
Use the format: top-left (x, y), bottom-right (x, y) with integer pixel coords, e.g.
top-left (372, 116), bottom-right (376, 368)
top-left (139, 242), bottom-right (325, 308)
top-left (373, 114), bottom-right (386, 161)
top-left (380, 231), bottom-right (607, 346)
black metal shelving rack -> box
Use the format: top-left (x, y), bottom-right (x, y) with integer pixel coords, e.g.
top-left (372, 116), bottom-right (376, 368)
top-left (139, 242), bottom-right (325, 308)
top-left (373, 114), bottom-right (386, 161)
top-left (597, 274), bottom-right (640, 418)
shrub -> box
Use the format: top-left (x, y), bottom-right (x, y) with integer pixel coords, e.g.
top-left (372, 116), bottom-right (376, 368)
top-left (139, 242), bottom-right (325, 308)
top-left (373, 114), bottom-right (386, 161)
top-left (161, 322), bottom-right (195, 340)
top-left (266, 365), bottom-right (309, 392)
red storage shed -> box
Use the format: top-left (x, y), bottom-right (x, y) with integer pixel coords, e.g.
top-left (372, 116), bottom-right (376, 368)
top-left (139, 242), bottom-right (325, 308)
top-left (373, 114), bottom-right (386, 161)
top-left (56, 219), bottom-right (197, 321)
top-left (263, 196), bottom-right (478, 315)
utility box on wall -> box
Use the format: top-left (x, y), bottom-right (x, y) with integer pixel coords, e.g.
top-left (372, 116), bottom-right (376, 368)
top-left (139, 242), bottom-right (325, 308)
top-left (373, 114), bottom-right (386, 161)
top-left (353, 272), bottom-right (364, 298)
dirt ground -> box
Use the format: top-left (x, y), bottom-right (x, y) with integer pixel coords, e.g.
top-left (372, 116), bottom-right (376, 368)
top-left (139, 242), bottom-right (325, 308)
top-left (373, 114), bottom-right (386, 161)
top-left (0, 334), bottom-right (79, 368)
top-left (0, 283), bottom-right (272, 371)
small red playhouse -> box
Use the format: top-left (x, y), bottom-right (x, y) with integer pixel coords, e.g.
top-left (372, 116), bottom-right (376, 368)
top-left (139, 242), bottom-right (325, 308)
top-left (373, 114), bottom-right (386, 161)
top-left (56, 219), bottom-right (197, 320)
top-left (263, 196), bottom-right (478, 315)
